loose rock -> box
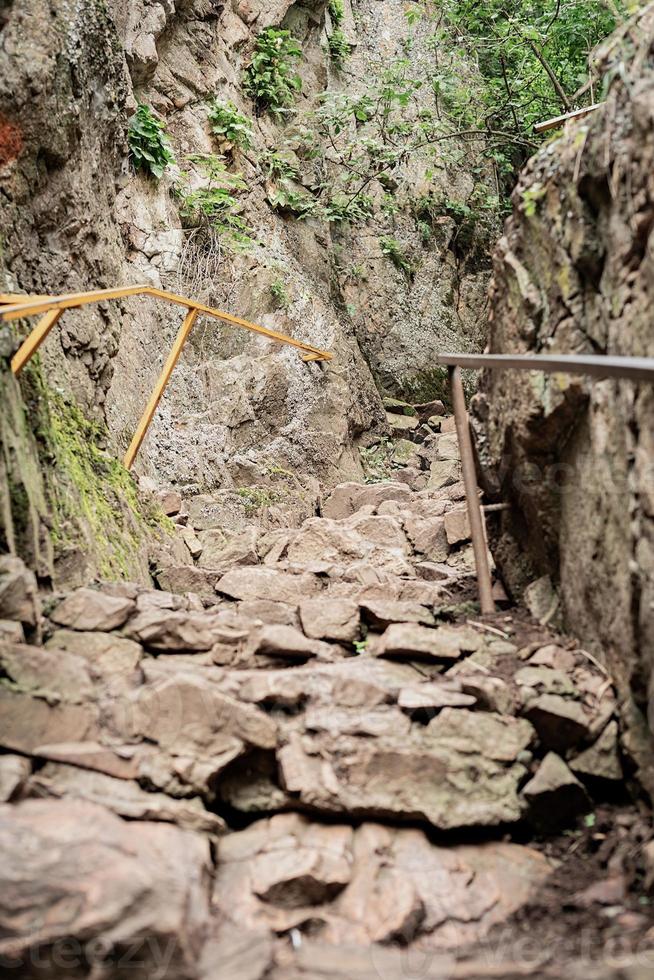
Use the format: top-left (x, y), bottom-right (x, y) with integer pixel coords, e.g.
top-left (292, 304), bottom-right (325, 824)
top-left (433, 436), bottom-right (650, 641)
top-left (523, 752), bottom-right (591, 831)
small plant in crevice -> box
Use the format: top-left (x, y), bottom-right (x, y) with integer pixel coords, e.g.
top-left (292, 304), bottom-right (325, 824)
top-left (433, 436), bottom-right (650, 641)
top-left (267, 184), bottom-right (320, 219)
top-left (323, 194), bottom-right (373, 224)
top-left (379, 236), bottom-right (415, 279)
top-left (328, 28), bottom-right (352, 69)
top-left (521, 182), bottom-right (547, 218)
top-left (243, 28), bottom-right (303, 119)
top-left (207, 100), bottom-right (253, 151)
top-left (260, 149), bottom-right (300, 181)
top-left (270, 278), bottom-right (291, 309)
top-left (175, 153), bottom-right (254, 252)
top-left (128, 104), bottom-right (176, 179)
top-left (328, 0), bottom-right (345, 21)
top-left (413, 186), bottom-right (500, 261)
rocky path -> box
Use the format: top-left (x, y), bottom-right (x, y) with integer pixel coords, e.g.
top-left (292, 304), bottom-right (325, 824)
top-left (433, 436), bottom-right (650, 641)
top-left (0, 407), bottom-right (653, 979)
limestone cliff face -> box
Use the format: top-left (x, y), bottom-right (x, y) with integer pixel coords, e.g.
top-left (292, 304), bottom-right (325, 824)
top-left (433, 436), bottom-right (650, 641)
top-left (0, 0), bottom-right (493, 499)
top-left (473, 6), bottom-right (654, 794)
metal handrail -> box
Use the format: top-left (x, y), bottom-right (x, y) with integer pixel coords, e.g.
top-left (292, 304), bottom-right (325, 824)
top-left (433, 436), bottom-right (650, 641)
top-left (442, 351), bottom-right (654, 617)
top-left (1, 285), bottom-right (332, 469)
top-left (436, 352), bottom-right (654, 382)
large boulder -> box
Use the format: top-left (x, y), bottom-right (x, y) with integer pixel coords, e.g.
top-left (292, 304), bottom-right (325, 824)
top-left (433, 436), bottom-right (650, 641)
top-left (0, 799), bottom-right (212, 978)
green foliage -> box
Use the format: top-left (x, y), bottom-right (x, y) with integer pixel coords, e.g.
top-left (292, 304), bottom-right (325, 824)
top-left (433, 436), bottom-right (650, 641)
top-left (360, 439), bottom-right (394, 483)
top-left (267, 184), bottom-right (320, 218)
top-left (328, 0), bottom-right (345, 23)
top-left (397, 365), bottom-right (477, 409)
top-left (261, 149), bottom-right (300, 181)
top-left (270, 278), bottom-right (291, 309)
top-left (20, 363), bottom-right (171, 581)
top-left (266, 59), bottom-right (436, 225)
top-left (243, 28), bottom-right (303, 118)
top-left (414, 186), bottom-right (500, 256)
top-left (176, 154), bottom-right (254, 251)
top-left (328, 29), bottom-right (352, 69)
top-left (128, 104), bottom-right (175, 179)
top-left (326, 0), bottom-right (351, 67)
top-left (236, 486), bottom-right (284, 516)
top-left (207, 100), bottom-right (253, 150)
top-left (379, 236), bottom-right (415, 278)
top-left (436, 0), bottom-right (626, 182)
top-left (323, 194), bottom-right (373, 223)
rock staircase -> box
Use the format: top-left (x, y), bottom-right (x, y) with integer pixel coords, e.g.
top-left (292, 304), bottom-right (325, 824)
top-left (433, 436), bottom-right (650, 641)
top-left (0, 405), bottom-right (652, 980)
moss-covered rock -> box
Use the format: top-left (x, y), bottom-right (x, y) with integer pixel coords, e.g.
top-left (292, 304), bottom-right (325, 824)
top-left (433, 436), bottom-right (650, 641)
top-left (1, 353), bottom-right (171, 587)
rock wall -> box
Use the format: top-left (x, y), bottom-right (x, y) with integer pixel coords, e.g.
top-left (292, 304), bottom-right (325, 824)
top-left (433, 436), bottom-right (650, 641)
top-left (0, 0), bottom-right (494, 501)
top-left (473, 6), bottom-right (654, 795)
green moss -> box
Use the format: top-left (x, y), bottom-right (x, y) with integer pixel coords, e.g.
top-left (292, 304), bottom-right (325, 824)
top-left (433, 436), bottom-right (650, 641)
top-left (19, 359), bottom-right (171, 582)
top-left (236, 486), bottom-right (284, 516)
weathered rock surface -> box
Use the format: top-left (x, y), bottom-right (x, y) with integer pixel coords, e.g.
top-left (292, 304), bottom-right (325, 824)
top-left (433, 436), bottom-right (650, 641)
top-left (523, 753), bottom-right (591, 831)
top-left (51, 588), bottom-right (135, 632)
top-left (0, 402), bottom-right (639, 975)
top-left (0, 799), bottom-right (212, 978)
top-left (472, 7), bottom-right (654, 794)
top-left (213, 813), bottom-right (551, 948)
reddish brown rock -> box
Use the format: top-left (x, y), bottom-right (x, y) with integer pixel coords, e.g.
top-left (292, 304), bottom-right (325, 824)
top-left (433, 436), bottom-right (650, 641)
top-left (360, 599), bottom-right (435, 630)
top-left (322, 483), bottom-right (412, 520)
top-left (0, 799), bottom-right (211, 977)
top-left (217, 567), bottom-right (323, 603)
top-left (376, 623), bottom-right (482, 662)
top-left (157, 565), bottom-right (223, 597)
top-left (156, 487), bottom-right (183, 515)
top-left (0, 754), bottom-right (31, 801)
top-left (570, 721), bottom-right (623, 783)
top-left (398, 681), bottom-right (476, 712)
top-left (444, 509), bottom-right (471, 546)
top-left (46, 629), bottom-right (142, 675)
top-left (523, 753), bottom-right (591, 831)
top-left (50, 587), bottom-right (135, 631)
top-left (299, 597), bottom-right (360, 642)
top-left (214, 814), bottom-right (551, 949)
top-left (403, 514), bottom-right (449, 561)
top-left (246, 624), bottom-right (334, 662)
top-left (0, 619), bottom-right (25, 642)
top-left (123, 608), bottom-right (221, 651)
top-left (0, 556), bottom-right (39, 627)
top-left (272, 707), bottom-right (534, 830)
top-left (523, 694), bottom-right (593, 752)
top-left (26, 762), bottom-right (225, 834)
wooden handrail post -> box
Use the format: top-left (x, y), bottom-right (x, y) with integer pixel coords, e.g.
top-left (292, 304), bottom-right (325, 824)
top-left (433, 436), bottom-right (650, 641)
top-left (449, 366), bottom-right (495, 616)
top-left (11, 308), bottom-right (64, 375)
top-left (123, 307), bottom-right (199, 470)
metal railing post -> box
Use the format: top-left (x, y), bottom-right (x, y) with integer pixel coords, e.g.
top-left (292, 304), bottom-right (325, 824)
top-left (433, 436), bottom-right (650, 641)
top-left (449, 366), bottom-right (495, 616)
top-left (123, 307), bottom-right (199, 470)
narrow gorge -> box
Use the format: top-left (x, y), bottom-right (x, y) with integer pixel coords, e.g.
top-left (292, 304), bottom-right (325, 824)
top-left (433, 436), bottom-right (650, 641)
top-left (1, 2), bottom-right (654, 978)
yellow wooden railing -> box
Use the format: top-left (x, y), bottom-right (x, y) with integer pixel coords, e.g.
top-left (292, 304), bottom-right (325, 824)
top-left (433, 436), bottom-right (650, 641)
top-left (0, 285), bottom-right (332, 470)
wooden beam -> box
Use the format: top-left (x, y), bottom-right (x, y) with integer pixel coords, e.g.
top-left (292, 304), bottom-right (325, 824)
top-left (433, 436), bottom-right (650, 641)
top-left (0, 293), bottom-right (52, 306)
top-left (123, 308), bottom-right (199, 470)
top-left (534, 102), bottom-right (604, 134)
top-left (0, 284), bottom-right (332, 363)
top-left (11, 308), bottom-right (64, 375)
